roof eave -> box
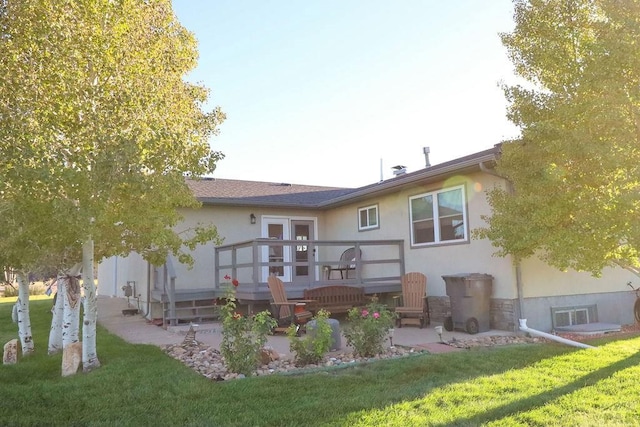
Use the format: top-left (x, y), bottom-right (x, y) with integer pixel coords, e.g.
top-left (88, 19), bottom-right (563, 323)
top-left (317, 149), bottom-right (499, 208)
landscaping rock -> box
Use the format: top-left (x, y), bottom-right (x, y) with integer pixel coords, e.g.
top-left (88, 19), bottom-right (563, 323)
top-left (160, 332), bottom-right (573, 381)
top-left (3, 339), bottom-right (18, 365)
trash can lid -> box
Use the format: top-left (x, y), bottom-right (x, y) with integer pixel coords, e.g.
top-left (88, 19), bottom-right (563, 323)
top-left (442, 273), bottom-right (494, 279)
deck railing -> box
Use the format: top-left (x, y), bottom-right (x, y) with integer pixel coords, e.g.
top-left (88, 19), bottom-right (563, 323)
top-left (214, 239), bottom-right (405, 290)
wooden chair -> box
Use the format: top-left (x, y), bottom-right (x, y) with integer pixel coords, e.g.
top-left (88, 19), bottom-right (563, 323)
top-left (328, 247), bottom-right (362, 279)
top-left (267, 276), bottom-right (314, 333)
top-left (395, 272), bottom-right (430, 328)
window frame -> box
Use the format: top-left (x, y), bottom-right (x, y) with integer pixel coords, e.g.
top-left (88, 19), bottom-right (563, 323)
top-left (408, 185), bottom-right (468, 247)
top-left (358, 204), bottom-right (379, 231)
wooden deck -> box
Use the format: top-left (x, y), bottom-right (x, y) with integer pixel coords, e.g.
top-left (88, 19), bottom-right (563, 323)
top-left (154, 239), bottom-right (405, 325)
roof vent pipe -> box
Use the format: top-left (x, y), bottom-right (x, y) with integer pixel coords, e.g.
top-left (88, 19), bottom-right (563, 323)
top-left (392, 165), bottom-right (407, 177)
top-left (423, 146), bottom-right (431, 168)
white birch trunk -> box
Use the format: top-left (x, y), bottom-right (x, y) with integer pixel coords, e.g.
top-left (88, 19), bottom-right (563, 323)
top-left (15, 272), bottom-right (34, 355)
top-left (62, 269), bottom-right (82, 349)
top-left (81, 238), bottom-right (100, 372)
top-left (48, 277), bottom-right (64, 355)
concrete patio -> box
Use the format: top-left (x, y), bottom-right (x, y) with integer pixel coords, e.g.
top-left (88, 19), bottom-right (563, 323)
top-left (97, 295), bottom-right (518, 357)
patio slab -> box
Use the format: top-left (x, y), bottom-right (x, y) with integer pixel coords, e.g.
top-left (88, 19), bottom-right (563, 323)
top-left (97, 295), bottom-right (515, 358)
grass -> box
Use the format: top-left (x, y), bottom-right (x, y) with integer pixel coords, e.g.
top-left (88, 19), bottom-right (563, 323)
top-left (1, 298), bottom-right (640, 426)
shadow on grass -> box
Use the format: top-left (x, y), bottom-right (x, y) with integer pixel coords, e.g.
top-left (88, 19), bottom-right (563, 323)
top-left (435, 348), bottom-right (640, 426)
top-left (0, 298), bottom-right (601, 427)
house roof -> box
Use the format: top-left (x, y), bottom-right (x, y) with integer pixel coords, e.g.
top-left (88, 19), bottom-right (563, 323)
top-left (188, 145), bottom-right (500, 209)
top-left (187, 179), bottom-right (358, 208)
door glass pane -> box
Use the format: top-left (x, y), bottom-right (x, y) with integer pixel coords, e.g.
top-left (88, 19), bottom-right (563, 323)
top-left (268, 224), bottom-right (284, 276)
top-left (294, 225), bottom-right (308, 276)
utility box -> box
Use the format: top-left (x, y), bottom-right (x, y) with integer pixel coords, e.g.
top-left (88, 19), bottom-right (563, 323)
top-left (442, 273), bottom-right (493, 334)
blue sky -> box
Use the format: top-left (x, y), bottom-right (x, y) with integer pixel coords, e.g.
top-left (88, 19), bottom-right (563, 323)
top-left (172, 1), bottom-right (521, 188)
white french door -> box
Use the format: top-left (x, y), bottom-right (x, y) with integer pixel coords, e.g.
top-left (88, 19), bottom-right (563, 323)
top-left (261, 216), bottom-right (317, 283)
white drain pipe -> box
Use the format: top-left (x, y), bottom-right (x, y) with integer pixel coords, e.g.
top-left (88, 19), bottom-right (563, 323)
top-left (519, 319), bottom-right (595, 349)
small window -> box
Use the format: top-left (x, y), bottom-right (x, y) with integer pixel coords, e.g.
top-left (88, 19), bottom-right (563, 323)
top-left (409, 185), bottom-right (467, 246)
top-left (358, 204), bottom-right (379, 231)
top-left (551, 305), bottom-right (597, 329)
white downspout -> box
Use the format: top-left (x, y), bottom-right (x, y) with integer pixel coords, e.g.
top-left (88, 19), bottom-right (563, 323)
top-left (519, 319), bottom-right (595, 349)
top-left (479, 161), bottom-right (526, 324)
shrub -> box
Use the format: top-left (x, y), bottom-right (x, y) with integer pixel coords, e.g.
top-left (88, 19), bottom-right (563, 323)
top-left (343, 297), bottom-right (395, 357)
top-left (287, 309), bottom-right (333, 367)
top-left (219, 287), bottom-right (276, 376)
top-left (2, 282), bottom-right (48, 297)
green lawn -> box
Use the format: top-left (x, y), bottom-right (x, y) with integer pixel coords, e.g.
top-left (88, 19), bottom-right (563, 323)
top-left (1, 298), bottom-right (640, 426)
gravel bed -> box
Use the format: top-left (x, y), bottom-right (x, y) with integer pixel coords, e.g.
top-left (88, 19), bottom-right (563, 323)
top-left (162, 334), bottom-right (544, 381)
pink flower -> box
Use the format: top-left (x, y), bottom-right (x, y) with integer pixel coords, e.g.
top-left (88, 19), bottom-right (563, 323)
top-left (361, 309), bottom-right (369, 317)
top-left (232, 279), bottom-right (239, 287)
top-left (224, 274), bottom-right (231, 280)
top-left (373, 312), bottom-right (380, 319)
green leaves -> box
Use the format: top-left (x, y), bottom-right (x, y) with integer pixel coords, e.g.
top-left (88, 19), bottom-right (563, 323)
top-left (479, 0), bottom-right (640, 276)
top-left (0, 0), bottom-right (224, 271)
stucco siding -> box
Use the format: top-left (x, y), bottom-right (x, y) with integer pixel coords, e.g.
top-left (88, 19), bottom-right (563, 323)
top-left (321, 172), bottom-right (518, 299)
top-left (176, 205), bottom-right (323, 288)
top-left (521, 291), bottom-right (636, 332)
top-left (519, 256), bottom-right (636, 298)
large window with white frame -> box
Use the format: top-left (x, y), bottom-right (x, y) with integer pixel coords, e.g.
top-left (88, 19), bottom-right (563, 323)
top-left (358, 204), bottom-right (379, 231)
top-left (409, 185), bottom-right (467, 246)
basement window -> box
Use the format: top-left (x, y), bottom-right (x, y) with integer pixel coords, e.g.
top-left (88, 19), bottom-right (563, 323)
top-left (551, 305), bottom-right (598, 329)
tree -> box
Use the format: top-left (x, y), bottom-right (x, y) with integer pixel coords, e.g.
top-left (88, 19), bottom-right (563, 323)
top-left (0, 0), bottom-right (225, 372)
top-left (476, 0), bottom-right (640, 277)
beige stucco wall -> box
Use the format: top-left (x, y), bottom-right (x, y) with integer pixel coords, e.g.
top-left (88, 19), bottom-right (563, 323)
top-left (99, 169), bottom-right (637, 312)
top-left (519, 256), bottom-right (636, 298)
top-left (98, 204), bottom-right (324, 300)
top-left (174, 205), bottom-right (324, 288)
top-left (322, 172), bottom-right (518, 299)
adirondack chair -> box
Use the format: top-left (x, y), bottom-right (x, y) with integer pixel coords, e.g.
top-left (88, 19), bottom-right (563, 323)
top-left (395, 272), bottom-right (430, 328)
top-left (267, 276), bottom-right (314, 333)
top-left (327, 247), bottom-right (362, 280)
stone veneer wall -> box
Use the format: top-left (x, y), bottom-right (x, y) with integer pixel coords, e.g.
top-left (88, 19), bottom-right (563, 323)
top-left (427, 296), bottom-right (518, 332)
top-left (490, 298), bottom-right (518, 332)
top-left (427, 296), bottom-right (451, 323)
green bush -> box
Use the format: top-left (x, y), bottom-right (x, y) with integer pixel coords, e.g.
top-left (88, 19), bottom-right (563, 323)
top-left (343, 296), bottom-right (395, 358)
top-left (2, 282), bottom-right (48, 297)
top-left (287, 309), bottom-right (333, 367)
top-left (219, 287), bottom-right (276, 376)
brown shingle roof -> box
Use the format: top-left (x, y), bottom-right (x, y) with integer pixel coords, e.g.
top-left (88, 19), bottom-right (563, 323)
top-left (187, 145), bottom-right (501, 209)
top-left (187, 178), bottom-right (357, 208)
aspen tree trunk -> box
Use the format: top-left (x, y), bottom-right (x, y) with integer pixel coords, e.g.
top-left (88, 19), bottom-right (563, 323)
top-left (49, 263), bottom-right (82, 354)
top-left (15, 272), bottom-right (34, 355)
top-left (82, 238), bottom-right (100, 371)
top-left (62, 271), bottom-right (82, 349)
top-left (48, 277), bottom-right (64, 355)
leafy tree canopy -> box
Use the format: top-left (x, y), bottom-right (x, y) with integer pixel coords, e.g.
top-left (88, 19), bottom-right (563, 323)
top-left (0, 0), bottom-right (225, 269)
top-left (476, 0), bottom-right (640, 277)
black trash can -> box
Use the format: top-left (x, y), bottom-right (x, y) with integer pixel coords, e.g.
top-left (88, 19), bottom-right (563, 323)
top-left (442, 273), bottom-right (493, 334)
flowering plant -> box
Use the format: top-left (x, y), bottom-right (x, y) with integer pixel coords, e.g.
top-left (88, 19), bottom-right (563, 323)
top-left (219, 280), bottom-right (276, 376)
top-left (222, 274), bottom-right (239, 287)
top-left (343, 296), bottom-right (396, 357)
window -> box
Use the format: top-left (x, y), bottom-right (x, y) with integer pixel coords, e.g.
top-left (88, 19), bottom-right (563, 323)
top-left (358, 204), bottom-right (379, 231)
top-left (551, 305), bottom-right (597, 329)
top-left (409, 186), bottom-right (467, 245)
